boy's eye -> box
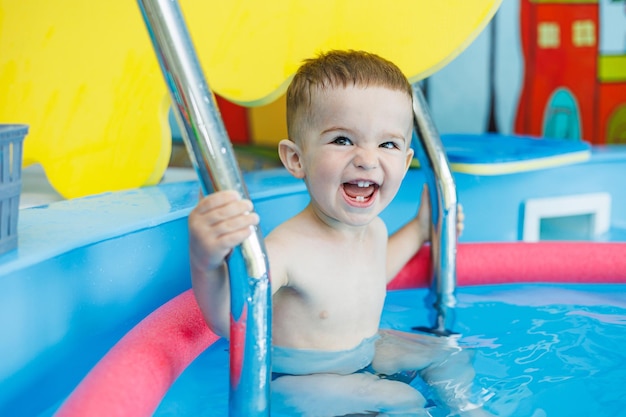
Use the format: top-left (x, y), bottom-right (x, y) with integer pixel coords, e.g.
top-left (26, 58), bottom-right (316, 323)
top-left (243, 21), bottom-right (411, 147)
top-left (380, 141), bottom-right (400, 150)
top-left (332, 136), bottom-right (353, 146)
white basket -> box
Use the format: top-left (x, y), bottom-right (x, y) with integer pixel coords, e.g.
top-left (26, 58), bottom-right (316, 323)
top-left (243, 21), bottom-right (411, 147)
top-left (0, 124), bottom-right (28, 254)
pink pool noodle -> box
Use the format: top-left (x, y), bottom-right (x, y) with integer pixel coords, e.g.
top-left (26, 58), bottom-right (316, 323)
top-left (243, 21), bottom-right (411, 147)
top-left (389, 242), bottom-right (626, 290)
top-left (55, 290), bottom-right (219, 417)
top-left (55, 242), bottom-right (626, 416)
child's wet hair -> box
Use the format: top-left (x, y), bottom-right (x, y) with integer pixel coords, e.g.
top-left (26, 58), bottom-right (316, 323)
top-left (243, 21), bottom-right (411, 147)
top-left (286, 50), bottom-right (413, 140)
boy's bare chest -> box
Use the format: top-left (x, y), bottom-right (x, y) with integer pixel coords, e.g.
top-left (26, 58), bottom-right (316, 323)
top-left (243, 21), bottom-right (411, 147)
top-left (286, 242), bottom-right (386, 306)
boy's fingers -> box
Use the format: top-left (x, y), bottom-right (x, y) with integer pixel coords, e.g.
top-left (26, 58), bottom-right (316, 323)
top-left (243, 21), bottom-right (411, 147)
top-left (197, 209), bottom-right (259, 239)
top-left (196, 194), bottom-right (254, 219)
top-left (196, 190), bottom-right (244, 212)
top-left (220, 225), bottom-right (257, 249)
top-left (456, 203), bottom-right (464, 236)
top-left (220, 211), bottom-right (260, 232)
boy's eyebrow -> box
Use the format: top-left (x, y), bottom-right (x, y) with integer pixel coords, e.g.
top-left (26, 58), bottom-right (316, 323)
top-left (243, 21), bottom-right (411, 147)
top-left (320, 125), bottom-right (351, 135)
top-left (382, 130), bottom-right (413, 144)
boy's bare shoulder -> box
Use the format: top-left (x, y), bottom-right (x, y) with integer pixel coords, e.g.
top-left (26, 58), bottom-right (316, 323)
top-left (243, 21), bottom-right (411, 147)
top-left (264, 214), bottom-right (314, 290)
top-left (267, 212), bottom-right (305, 242)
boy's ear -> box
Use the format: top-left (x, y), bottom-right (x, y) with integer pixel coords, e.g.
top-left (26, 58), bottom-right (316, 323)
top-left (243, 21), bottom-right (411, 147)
top-left (404, 148), bottom-right (415, 173)
top-left (278, 139), bottom-right (305, 179)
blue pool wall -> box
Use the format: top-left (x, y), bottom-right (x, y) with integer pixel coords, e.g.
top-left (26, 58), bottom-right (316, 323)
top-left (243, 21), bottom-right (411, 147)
top-left (1, 145), bottom-right (626, 416)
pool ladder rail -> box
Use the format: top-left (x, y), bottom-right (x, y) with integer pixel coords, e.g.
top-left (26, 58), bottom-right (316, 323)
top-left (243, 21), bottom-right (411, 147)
top-left (138, 0), bottom-right (271, 416)
top-left (138, 0), bottom-right (458, 415)
top-left (411, 84), bottom-right (459, 337)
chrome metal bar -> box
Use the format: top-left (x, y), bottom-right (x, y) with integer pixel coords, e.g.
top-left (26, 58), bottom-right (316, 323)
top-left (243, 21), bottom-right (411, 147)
top-left (137, 1), bottom-right (271, 415)
top-left (411, 83), bottom-right (458, 336)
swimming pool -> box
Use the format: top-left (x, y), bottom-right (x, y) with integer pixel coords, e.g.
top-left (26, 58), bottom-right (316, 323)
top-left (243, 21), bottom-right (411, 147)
top-left (150, 284), bottom-right (626, 416)
top-left (1, 149), bottom-right (625, 416)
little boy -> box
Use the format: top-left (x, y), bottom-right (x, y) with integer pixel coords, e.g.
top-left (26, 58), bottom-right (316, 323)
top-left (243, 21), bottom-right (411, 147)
top-left (189, 50), bottom-right (491, 416)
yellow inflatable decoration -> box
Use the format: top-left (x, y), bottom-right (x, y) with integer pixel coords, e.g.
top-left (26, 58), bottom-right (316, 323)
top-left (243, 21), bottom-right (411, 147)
top-left (0, 0), bottom-right (501, 198)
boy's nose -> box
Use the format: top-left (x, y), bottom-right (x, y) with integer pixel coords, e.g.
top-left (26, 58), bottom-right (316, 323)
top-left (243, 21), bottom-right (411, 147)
top-left (353, 147), bottom-right (378, 170)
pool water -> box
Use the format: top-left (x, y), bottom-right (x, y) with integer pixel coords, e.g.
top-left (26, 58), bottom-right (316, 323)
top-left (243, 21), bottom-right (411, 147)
top-left (154, 284), bottom-right (626, 417)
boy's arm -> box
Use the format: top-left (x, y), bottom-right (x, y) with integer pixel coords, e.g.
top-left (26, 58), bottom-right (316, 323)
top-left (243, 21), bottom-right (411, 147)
top-left (188, 190), bottom-right (260, 338)
top-left (190, 261), bottom-right (231, 337)
top-left (386, 186), bottom-right (465, 282)
top-left (386, 186), bottom-right (431, 282)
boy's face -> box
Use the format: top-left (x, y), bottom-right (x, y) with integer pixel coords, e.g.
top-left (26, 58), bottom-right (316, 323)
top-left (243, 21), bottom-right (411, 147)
top-left (288, 85), bottom-right (414, 227)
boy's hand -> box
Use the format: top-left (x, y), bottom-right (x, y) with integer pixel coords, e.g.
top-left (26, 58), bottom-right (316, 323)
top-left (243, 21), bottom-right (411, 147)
top-left (188, 190), bottom-right (260, 271)
top-left (456, 203), bottom-right (465, 237)
top-left (416, 185), bottom-right (465, 243)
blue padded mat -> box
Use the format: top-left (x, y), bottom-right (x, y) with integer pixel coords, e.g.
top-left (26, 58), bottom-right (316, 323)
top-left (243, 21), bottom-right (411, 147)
top-left (438, 134), bottom-right (591, 175)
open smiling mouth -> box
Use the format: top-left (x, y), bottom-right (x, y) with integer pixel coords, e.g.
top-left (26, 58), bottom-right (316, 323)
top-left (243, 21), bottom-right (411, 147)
top-left (342, 180), bottom-right (379, 204)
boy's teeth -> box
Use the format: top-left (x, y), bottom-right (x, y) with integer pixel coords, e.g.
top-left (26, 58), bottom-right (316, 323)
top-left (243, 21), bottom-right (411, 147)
top-left (357, 181), bottom-right (371, 188)
top-left (356, 196), bottom-right (365, 202)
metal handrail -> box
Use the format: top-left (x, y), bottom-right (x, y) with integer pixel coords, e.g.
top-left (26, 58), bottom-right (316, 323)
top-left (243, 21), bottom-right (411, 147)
top-left (411, 83), bottom-right (458, 336)
top-left (137, 1), bottom-right (271, 415)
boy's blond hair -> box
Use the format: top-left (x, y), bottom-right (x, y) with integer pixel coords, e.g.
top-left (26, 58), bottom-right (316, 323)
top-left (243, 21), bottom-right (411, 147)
top-left (286, 50), bottom-right (413, 141)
